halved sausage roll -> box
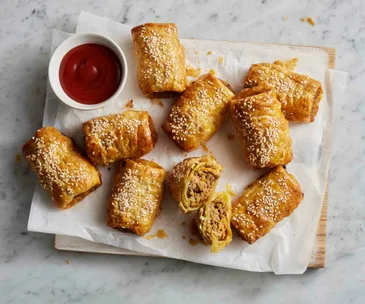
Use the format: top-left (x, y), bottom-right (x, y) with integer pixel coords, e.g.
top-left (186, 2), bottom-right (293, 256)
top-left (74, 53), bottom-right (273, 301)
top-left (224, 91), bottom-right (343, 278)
top-left (197, 192), bottom-right (232, 253)
top-left (169, 154), bottom-right (222, 213)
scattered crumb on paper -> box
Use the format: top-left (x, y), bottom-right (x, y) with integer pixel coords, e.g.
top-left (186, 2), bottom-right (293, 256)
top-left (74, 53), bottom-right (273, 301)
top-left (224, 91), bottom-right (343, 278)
top-left (182, 236), bottom-right (186, 239)
top-left (206, 51), bottom-right (212, 55)
top-left (124, 99), bottom-right (133, 108)
top-left (226, 183), bottom-right (237, 197)
top-left (227, 133), bottom-right (235, 140)
top-left (151, 98), bottom-right (164, 107)
top-left (307, 17), bottom-right (315, 26)
top-left (145, 234), bottom-right (156, 240)
top-left (15, 154), bottom-right (21, 164)
top-left (301, 17), bottom-right (306, 22)
top-left (181, 221), bottom-right (186, 226)
top-left (202, 144), bottom-right (209, 153)
top-left (218, 56), bottom-right (224, 65)
top-left (65, 260), bottom-right (71, 264)
top-left (189, 238), bottom-right (198, 246)
top-left (181, 152), bottom-right (188, 157)
top-left (156, 229), bottom-right (168, 239)
top-left (209, 69), bottom-right (216, 75)
top-left (195, 49), bottom-right (199, 55)
top-left (186, 65), bottom-right (201, 77)
top-left (190, 220), bottom-right (199, 236)
top-left (284, 16), bottom-right (289, 20)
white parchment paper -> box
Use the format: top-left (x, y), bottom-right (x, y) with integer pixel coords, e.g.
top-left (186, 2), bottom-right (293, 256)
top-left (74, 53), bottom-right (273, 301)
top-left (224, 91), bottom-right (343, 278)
top-left (28, 12), bottom-right (348, 274)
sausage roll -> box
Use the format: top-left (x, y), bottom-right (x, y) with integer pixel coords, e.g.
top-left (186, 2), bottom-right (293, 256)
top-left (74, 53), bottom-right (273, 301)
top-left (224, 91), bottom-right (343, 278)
top-left (107, 159), bottom-right (166, 236)
top-left (197, 192), bottom-right (233, 253)
top-left (83, 110), bottom-right (157, 166)
top-left (231, 166), bottom-right (303, 244)
top-left (131, 23), bottom-right (186, 97)
top-left (162, 74), bottom-right (235, 151)
top-left (23, 126), bottom-right (101, 210)
top-left (230, 88), bottom-right (293, 169)
top-left (243, 59), bottom-right (323, 122)
top-left (169, 154), bottom-right (222, 213)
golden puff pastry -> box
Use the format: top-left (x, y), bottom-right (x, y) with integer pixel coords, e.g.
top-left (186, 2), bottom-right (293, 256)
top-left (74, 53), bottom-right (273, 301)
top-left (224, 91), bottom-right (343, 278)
top-left (231, 166), bottom-right (303, 244)
top-left (83, 110), bottom-right (157, 166)
top-left (23, 126), bottom-right (101, 210)
top-left (131, 23), bottom-right (186, 97)
top-left (162, 74), bottom-right (235, 152)
top-left (230, 88), bottom-right (293, 169)
top-left (107, 159), bottom-right (166, 236)
top-left (197, 192), bottom-right (233, 253)
top-left (243, 58), bottom-right (323, 122)
top-left (169, 154), bottom-right (222, 213)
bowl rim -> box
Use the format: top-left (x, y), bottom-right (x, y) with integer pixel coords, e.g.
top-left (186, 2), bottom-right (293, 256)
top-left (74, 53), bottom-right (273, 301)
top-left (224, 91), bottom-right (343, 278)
top-left (48, 32), bottom-right (128, 111)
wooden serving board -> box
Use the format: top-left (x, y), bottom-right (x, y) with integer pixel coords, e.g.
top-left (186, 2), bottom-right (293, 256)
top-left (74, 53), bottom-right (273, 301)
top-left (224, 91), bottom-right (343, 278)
top-left (54, 44), bottom-right (335, 269)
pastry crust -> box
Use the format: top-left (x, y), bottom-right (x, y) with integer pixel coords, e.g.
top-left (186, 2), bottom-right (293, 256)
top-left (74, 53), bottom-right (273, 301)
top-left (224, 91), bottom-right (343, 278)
top-left (197, 192), bottom-right (233, 253)
top-left (169, 154), bottom-right (222, 213)
top-left (22, 126), bottom-right (102, 210)
top-left (83, 110), bottom-right (157, 166)
top-left (107, 159), bottom-right (166, 236)
top-left (243, 59), bottom-right (323, 122)
top-left (230, 88), bottom-right (293, 169)
top-left (131, 23), bottom-right (186, 97)
top-left (231, 166), bottom-right (303, 244)
top-left (162, 74), bottom-right (235, 151)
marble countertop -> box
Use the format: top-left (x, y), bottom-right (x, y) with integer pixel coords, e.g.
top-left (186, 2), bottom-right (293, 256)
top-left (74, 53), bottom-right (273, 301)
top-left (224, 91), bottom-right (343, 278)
top-left (1, 0), bottom-right (364, 303)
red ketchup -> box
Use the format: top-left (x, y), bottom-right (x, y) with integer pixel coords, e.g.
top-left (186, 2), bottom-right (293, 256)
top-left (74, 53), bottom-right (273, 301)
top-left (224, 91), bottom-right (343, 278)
top-left (59, 43), bottom-right (121, 104)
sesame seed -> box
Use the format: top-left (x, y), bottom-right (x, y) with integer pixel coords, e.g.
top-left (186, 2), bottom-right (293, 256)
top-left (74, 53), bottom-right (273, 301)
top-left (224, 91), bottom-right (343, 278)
top-left (164, 74), bottom-right (234, 147)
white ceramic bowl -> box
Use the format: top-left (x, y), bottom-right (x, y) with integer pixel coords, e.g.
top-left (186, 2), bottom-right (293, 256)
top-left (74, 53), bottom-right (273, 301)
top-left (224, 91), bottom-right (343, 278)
top-left (48, 33), bottom-right (128, 111)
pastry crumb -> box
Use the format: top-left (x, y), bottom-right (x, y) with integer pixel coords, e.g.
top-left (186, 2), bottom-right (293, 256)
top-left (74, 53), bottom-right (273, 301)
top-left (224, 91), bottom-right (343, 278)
top-left (156, 229), bottom-right (168, 239)
top-left (182, 236), bottom-right (186, 239)
top-left (195, 50), bottom-right (199, 55)
top-left (186, 65), bottom-right (201, 77)
top-left (227, 133), bottom-right (235, 140)
top-left (301, 17), bottom-right (306, 22)
top-left (15, 154), bottom-right (21, 164)
top-left (307, 17), bottom-right (315, 26)
top-left (206, 51), bottom-right (212, 55)
top-left (284, 16), bottom-right (289, 20)
top-left (190, 220), bottom-right (199, 236)
top-left (181, 221), bottom-right (186, 226)
top-left (181, 152), bottom-right (188, 157)
top-left (145, 234), bottom-right (156, 240)
top-left (65, 260), bottom-right (71, 264)
top-left (226, 183), bottom-right (237, 197)
top-left (202, 144), bottom-right (209, 153)
top-left (218, 56), bottom-right (224, 65)
top-left (208, 69), bottom-right (216, 75)
top-left (189, 238), bottom-right (198, 246)
top-left (151, 98), bottom-right (164, 107)
top-left (124, 99), bottom-right (133, 108)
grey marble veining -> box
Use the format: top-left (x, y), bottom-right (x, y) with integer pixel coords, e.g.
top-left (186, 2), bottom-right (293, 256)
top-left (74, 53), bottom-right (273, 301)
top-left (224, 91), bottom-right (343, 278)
top-left (0, 0), bottom-right (364, 303)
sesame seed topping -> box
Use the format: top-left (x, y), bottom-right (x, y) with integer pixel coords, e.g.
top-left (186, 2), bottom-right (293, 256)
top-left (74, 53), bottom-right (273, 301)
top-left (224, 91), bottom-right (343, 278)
top-left (164, 74), bottom-right (234, 147)
top-left (231, 167), bottom-right (300, 243)
top-left (109, 160), bottom-right (165, 233)
top-left (24, 130), bottom-right (96, 197)
top-left (243, 61), bottom-right (322, 121)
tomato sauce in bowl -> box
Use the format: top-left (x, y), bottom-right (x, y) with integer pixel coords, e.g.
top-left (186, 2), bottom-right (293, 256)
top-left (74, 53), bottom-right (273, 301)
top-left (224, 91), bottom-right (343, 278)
top-left (59, 43), bottom-right (122, 105)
